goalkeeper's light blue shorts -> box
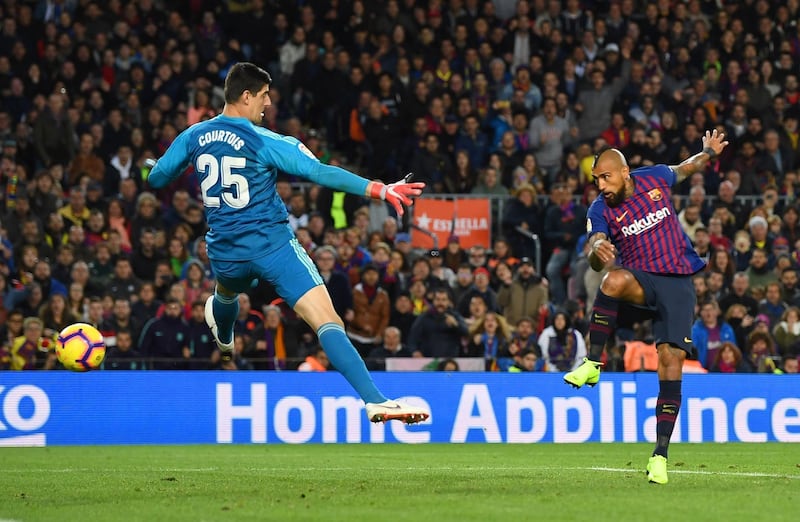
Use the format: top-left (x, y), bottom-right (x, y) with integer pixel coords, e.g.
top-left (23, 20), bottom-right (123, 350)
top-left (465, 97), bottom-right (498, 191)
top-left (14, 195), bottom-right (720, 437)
top-left (212, 237), bottom-right (323, 307)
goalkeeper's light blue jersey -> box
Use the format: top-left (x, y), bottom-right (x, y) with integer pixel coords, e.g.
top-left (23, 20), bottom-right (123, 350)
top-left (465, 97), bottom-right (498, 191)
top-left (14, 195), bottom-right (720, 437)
top-left (148, 115), bottom-right (369, 262)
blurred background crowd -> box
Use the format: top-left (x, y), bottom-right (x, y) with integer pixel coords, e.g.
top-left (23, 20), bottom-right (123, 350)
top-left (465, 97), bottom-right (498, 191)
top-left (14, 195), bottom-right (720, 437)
top-left (0, 0), bottom-right (799, 375)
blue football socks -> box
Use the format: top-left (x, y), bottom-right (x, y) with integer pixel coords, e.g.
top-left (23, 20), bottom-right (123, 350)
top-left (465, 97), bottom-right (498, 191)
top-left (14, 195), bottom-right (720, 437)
top-left (213, 290), bottom-right (239, 344)
top-left (317, 323), bottom-right (387, 404)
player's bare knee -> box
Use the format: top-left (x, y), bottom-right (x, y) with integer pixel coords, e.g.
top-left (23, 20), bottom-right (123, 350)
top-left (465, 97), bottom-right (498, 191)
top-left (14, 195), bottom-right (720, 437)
top-left (599, 271), bottom-right (629, 297)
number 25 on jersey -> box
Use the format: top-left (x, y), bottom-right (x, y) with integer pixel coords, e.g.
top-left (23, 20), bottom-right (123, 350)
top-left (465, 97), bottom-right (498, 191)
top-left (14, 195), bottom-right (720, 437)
top-left (197, 154), bottom-right (250, 208)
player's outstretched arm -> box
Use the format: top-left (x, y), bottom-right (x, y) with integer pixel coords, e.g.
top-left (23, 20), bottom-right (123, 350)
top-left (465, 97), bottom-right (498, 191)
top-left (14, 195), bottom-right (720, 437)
top-left (260, 133), bottom-right (425, 215)
top-left (669, 128), bottom-right (729, 183)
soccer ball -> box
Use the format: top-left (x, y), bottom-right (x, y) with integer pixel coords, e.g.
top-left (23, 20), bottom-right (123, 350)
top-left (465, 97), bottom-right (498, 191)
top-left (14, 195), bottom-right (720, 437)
top-left (56, 323), bottom-right (106, 372)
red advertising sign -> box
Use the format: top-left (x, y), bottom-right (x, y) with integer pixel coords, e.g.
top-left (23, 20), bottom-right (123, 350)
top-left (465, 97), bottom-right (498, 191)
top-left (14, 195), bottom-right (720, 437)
top-left (411, 198), bottom-right (491, 249)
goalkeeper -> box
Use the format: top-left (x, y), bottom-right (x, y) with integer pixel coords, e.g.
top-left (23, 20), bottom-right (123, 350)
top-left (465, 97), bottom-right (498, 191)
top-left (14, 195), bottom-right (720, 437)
top-left (148, 62), bottom-right (429, 424)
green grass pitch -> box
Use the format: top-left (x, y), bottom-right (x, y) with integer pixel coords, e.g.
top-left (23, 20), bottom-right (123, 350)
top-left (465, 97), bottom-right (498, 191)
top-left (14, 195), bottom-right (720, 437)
top-left (1, 443), bottom-right (797, 522)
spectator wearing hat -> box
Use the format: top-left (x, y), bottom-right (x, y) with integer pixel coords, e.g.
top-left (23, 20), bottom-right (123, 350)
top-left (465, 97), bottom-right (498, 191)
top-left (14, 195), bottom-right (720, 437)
top-left (393, 232), bottom-right (413, 258)
top-left (497, 256), bottom-right (549, 327)
top-left (438, 114), bottom-right (461, 159)
top-left (347, 263), bottom-right (390, 358)
top-left (2, 139), bottom-right (18, 164)
top-left (747, 214), bottom-right (772, 250)
top-left (428, 248), bottom-right (456, 288)
top-left (692, 299), bottom-right (737, 370)
top-left (456, 265), bottom-right (498, 318)
top-left (502, 182), bottom-right (540, 260)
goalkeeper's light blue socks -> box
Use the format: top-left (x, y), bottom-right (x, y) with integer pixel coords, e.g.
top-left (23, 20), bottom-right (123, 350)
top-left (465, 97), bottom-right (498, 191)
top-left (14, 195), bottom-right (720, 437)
top-left (212, 290), bottom-right (239, 344)
top-left (317, 323), bottom-right (387, 404)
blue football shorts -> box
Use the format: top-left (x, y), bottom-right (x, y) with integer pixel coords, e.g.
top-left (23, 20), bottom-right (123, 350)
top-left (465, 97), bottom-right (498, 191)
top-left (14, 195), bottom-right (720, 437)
top-left (617, 268), bottom-right (698, 356)
top-left (211, 238), bottom-right (323, 307)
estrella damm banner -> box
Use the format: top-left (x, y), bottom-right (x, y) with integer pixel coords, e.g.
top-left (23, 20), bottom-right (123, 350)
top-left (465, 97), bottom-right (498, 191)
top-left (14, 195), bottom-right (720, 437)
top-left (411, 198), bottom-right (491, 250)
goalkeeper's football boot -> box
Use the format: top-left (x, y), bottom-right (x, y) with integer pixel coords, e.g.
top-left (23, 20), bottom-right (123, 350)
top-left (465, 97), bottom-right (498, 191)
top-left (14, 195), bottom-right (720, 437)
top-left (205, 295), bottom-right (235, 362)
top-left (563, 357), bottom-right (602, 388)
top-left (365, 400), bottom-right (430, 424)
top-left (646, 455), bottom-right (669, 484)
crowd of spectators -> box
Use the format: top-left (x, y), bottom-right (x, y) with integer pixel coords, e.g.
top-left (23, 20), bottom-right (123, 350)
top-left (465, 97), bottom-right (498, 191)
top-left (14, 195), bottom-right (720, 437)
top-left (1, 0), bottom-right (800, 375)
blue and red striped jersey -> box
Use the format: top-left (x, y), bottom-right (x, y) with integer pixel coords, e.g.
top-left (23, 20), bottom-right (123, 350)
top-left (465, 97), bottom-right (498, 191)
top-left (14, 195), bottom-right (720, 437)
top-left (586, 164), bottom-right (705, 275)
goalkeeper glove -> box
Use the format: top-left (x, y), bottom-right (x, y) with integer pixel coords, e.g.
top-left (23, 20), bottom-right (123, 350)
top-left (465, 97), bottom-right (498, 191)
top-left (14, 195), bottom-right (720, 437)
top-left (367, 174), bottom-right (425, 216)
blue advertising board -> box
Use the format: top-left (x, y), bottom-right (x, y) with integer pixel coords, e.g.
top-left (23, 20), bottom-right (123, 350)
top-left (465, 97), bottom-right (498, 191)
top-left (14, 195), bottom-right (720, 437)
top-left (0, 372), bottom-right (798, 446)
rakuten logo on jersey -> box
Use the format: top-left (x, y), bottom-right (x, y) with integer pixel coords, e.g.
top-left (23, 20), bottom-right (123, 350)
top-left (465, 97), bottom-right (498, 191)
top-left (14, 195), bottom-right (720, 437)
top-left (621, 207), bottom-right (671, 237)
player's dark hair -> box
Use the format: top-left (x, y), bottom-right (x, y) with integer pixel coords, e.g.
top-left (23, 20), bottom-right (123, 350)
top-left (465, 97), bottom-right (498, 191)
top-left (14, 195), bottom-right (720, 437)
top-left (224, 62), bottom-right (273, 103)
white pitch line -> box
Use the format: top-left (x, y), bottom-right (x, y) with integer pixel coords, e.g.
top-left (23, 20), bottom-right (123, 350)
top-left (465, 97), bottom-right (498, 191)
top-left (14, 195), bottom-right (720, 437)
top-left (0, 466), bottom-right (797, 480)
top-left (584, 466), bottom-right (800, 480)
